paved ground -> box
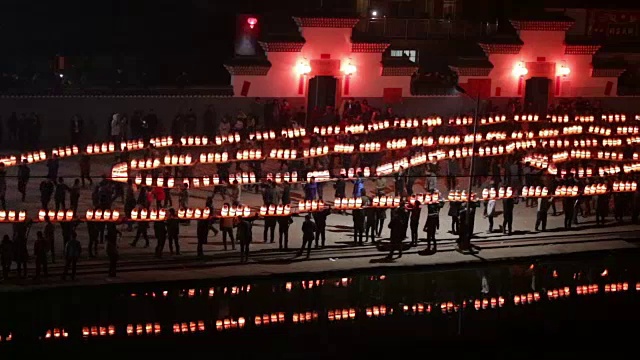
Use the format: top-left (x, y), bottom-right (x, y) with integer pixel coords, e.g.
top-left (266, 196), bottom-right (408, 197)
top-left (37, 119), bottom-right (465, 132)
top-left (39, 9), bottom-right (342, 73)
top-left (0, 154), bottom-right (638, 291)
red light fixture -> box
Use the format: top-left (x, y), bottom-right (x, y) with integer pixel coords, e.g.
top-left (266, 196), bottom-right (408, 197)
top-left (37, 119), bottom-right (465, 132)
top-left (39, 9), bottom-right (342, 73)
top-left (247, 17), bottom-right (258, 29)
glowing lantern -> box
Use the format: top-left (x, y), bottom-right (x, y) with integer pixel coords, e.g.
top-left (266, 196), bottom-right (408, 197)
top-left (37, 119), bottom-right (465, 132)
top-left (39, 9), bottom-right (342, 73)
top-left (247, 17), bottom-right (258, 29)
top-left (512, 62), bottom-right (528, 77)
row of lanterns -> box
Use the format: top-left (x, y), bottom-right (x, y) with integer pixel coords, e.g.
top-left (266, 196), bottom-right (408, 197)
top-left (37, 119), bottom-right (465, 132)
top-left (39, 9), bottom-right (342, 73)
top-left (333, 144), bottom-right (355, 153)
top-left (339, 167), bottom-right (371, 179)
top-left (584, 184), bottom-right (608, 195)
top-left (180, 136), bottom-right (209, 146)
top-left (539, 129), bottom-right (560, 138)
top-left (134, 175), bottom-right (176, 188)
top-left (334, 197), bottom-right (363, 210)
top-left (229, 172), bottom-right (257, 185)
top-left (220, 204), bottom-right (252, 218)
top-left (480, 115), bottom-right (507, 125)
top-left (259, 204), bottom-right (292, 216)
top-left (597, 151), bottom-right (624, 161)
top-left (52, 145), bottom-right (79, 158)
top-left (411, 136), bottom-right (434, 147)
top-left (281, 127), bottom-right (306, 138)
top-left (521, 186), bottom-right (549, 197)
top-left (85, 209), bottom-right (121, 222)
top-left (447, 190), bottom-right (475, 202)
top-left (575, 115), bottom-right (595, 123)
top-left (313, 125), bottom-right (341, 136)
top-left (449, 116), bottom-right (474, 126)
top-left (514, 114), bottom-right (539, 122)
top-left (345, 124), bottom-right (365, 134)
top-left (248, 130), bottom-right (277, 141)
top-left (481, 187), bottom-right (514, 200)
top-left (297, 200), bottom-right (326, 212)
top-left (0, 210), bottom-right (27, 223)
top-left (130, 158), bottom-right (161, 170)
top-left (371, 196), bottom-right (401, 208)
top-left (163, 154), bottom-right (193, 166)
top-left (38, 209), bottom-right (75, 222)
top-left (86, 142), bottom-right (116, 154)
top-left (236, 149), bottom-right (263, 161)
top-left (303, 145), bottom-right (330, 158)
top-left (506, 140), bottom-right (536, 152)
top-left (269, 149), bottom-right (297, 160)
top-left (368, 120), bottom-right (390, 132)
top-left (215, 133), bottom-right (241, 145)
top-left (150, 136), bottom-right (174, 148)
top-left (603, 114), bottom-right (626, 122)
top-left (588, 126), bottom-right (612, 136)
top-left (21, 150), bottom-right (47, 164)
top-left (612, 181), bottom-right (638, 192)
top-left (306, 170), bottom-right (331, 182)
top-left (177, 208), bottom-right (211, 220)
top-left (386, 139), bottom-right (407, 150)
top-left (617, 126), bottom-right (639, 135)
top-left (359, 142), bottom-right (381, 153)
top-left (562, 125), bottom-right (583, 135)
top-left (265, 171), bottom-right (298, 184)
top-left (200, 152), bottom-right (229, 164)
top-left (408, 192), bottom-right (441, 205)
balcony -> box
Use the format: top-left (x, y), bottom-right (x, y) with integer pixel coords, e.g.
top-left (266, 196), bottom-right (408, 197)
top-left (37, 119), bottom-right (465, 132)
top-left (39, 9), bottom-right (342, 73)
top-left (354, 18), bottom-right (498, 41)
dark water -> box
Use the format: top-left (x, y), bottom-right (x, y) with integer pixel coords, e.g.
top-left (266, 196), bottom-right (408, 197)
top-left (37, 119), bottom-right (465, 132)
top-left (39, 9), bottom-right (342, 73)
top-left (1, 250), bottom-right (639, 355)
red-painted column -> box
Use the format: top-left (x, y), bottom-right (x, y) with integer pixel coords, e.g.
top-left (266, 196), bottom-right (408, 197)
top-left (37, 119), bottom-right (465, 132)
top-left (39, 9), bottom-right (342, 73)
top-left (517, 76), bottom-right (524, 96)
top-left (344, 75), bottom-right (350, 96)
top-left (298, 75), bottom-right (305, 95)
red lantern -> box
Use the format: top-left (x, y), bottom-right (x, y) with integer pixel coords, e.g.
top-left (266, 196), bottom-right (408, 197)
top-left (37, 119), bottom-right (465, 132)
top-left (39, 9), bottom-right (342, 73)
top-left (247, 17), bottom-right (258, 29)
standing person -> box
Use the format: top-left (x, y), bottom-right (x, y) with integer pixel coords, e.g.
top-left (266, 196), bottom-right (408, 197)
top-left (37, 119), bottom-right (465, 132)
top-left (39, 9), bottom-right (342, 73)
top-left (33, 231), bottom-right (48, 279)
top-left (448, 200), bottom-right (461, 235)
top-left (40, 178), bottom-right (54, 210)
top-left (595, 193), bottom-right (609, 226)
top-left (563, 196), bottom-right (574, 229)
top-left (0, 163), bottom-right (6, 210)
top-left (423, 196), bottom-right (443, 253)
top-left (153, 220), bottom-right (167, 258)
top-left (313, 207), bottom-right (330, 248)
top-left (62, 232), bottom-right (81, 281)
top-left (79, 152), bottom-right (92, 188)
top-left (13, 222), bottom-right (29, 278)
top-left (0, 235), bottom-right (12, 280)
top-left (46, 154), bottom-right (60, 181)
top-left (70, 114), bottom-right (84, 145)
top-left (502, 197), bottom-right (514, 235)
top-left (237, 217), bottom-right (253, 263)
top-left (219, 215), bottom-right (236, 251)
top-left (299, 214), bottom-right (317, 258)
top-left (178, 183), bottom-right (190, 223)
top-left (54, 177), bottom-right (69, 211)
top-left (535, 196), bottom-right (550, 231)
top-left (376, 207), bottom-right (386, 237)
top-left (69, 179), bottom-right (81, 213)
top-left (407, 200), bottom-right (421, 246)
top-left (17, 159), bottom-right (30, 202)
top-left (486, 198), bottom-right (496, 233)
top-left (43, 216), bottom-right (56, 263)
top-left (263, 215), bottom-right (276, 243)
top-left (278, 215), bottom-right (292, 250)
top-left (166, 208), bottom-right (181, 255)
top-left (87, 221), bottom-right (99, 258)
top-left (130, 220), bottom-right (150, 248)
top-left (446, 159), bottom-right (458, 191)
top-left (386, 214), bottom-right (405, 260)
top-left (106, 224), bottom-right (120, 278)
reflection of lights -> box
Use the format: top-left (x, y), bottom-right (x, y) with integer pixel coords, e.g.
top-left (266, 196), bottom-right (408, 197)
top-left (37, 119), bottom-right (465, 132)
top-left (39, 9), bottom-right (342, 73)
top-left (557, 65), bottom-right (570, 76)
top-left (342, 61), bottom-right (356, 75)
top-left (512, 62), bottom-right (528, 77)
top-left (295, 61), bottom-right (311, 75)
top-left (247, 17), bottom-right (258, 29)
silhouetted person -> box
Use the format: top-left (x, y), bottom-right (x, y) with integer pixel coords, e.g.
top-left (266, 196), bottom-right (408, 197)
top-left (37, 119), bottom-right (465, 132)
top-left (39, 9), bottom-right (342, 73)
top-left (166, 208), bottom-right (181, 255)
top-left (0, 235), bottom-right (12, 280)
top-left (130, 221), bottom-right (149, 247)
top-left (12, 222), bottom-right (29, 278)
top-left (502, 197), bottom-right (515, 235)
top-left (17, 159), bottom-right (30, 202)
top-left (43, 216), bottom-right (56, 262)
top-left (278, 215), bottom-right (292, 250)
top-left (408, 201), bottom-right (421, 246)
top-left (299, 214), bottom-right (316, 258)
top-left (34, 231), bottom-right (48, 279)
top-left (153, 220), bottom-right (167, 258)
top-left (54, 177), bottom-right (69, 211)
top-left (106, 224), bottom-right (120, 277)
top-left (387, 214), bottom-right (404, 260)
top-left (62, 232), bottom-right (81, 281)
top-left (87, 221), bottom-right (99, 258)
top-left (313, 207), bottom-right (330, 247)
top-left (40, 178), bottom-right (54, 210)
top-left (237, 217), bottom-right (253, 262)
top-left (263, 216), bottom-right (276, 243)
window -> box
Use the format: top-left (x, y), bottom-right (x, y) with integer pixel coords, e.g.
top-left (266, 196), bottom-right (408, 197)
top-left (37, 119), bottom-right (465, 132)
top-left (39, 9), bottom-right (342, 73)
top-left (390, 49), bottom-right (417, 63)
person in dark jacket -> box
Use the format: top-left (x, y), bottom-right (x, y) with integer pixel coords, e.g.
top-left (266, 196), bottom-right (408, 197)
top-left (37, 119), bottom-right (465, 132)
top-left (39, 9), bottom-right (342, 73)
top-left (313, 207), bottom-right (330, 247)
top-left (166, 208), bottom-right (181, 255)
top-left (39, 178), bottom-right (54, 210)
top-left (237, 217), bottom-right (253, 262)
top-left (34, 231), bottom-right (48, 279)
top-left (502, 197), bottom-right (515, 235)
top-left (0, 235), bottom-right (13, 280)
top-left (43, 216), bottom-right (56, 262)
top-left (595, 193), bottom-right (609, 226)
top-left (46, 154), bottom-right (60, 181)
top-left (54, 177), bottom-right (69, 211)
top-left (62, 232), bottom-right (81, 280)
top-left (130, 220), bottom-right (150, 247)
top-left (299, 214), bottom-right (317, 258)
top-left (13, 222), bottom-right (29, 278)
top-left (278, 215), bottom-right (292, 250)
top-left (79, 152), bottom-right (92, 187)
top-left (407, 200), bottom-right (421, 246)
top-left (153, 220), bottom-right (167, 258)
top-left (281, 181), bottom-right (291, 205)
top-left (386, 214), bottom-right (405, 260)
top-left (87, 221), bottom-right (99, 258)
top-left (263, 215), bottom-right (276, 243)
top-left (17, 159), bottom-right (30, 202)
top-left (106, 223), bottom-right (120, 277)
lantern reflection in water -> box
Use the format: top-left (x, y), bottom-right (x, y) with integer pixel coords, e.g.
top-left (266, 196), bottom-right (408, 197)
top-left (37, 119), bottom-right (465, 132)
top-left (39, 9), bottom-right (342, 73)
top-left (38, 209), bottom-right (74, 222)
top-left (0, 210), bottom-right (27, 222)
top-left (86, 142), bottom-right (116, 155)
top-left (130, 208), bottom-right (167, 221)
top-left (82, 325), bottom-right (116, 338)
top-left (21, 150), bottom-right (47, 163)
top-left (85, 209), bottom-right (121, 222)
top-left (215, 317), bottom-right (245, 331)
top-left (172, 321), bottom-right (206, 334)
top-left (44, 328), bottom-right (69, 339)
top-left (180, 136), bottom-right (209, 146)
top-left (51, 145), bottom-right (79, 158)
top-left (220, 204), bottom-right (252, 218)
top-left (126, 323), bottom-right (161, 336)
top-left (177, 208), bottom-right (211, 220)
top-left (199, 152), bottom-right (229, 164)
top-left (254, 313), bottom-right (286, 326)
top-left (292, 312), bottom-right (319, 324)
top-left (327, 308), bottom-right (356, 321)
top-left (259, 204), bottom-right (292, 216)
top-left (150, 136), bottom-right (174, 148)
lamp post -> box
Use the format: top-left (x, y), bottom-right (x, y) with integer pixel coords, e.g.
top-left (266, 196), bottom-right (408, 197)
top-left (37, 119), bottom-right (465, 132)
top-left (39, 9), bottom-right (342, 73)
top-left (455, 85), bottom-right (480, 251)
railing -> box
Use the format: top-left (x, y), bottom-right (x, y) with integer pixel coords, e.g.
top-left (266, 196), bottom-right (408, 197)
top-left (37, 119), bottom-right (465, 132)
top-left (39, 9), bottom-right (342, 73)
top-left (354, 18), bottom-right (498, 40)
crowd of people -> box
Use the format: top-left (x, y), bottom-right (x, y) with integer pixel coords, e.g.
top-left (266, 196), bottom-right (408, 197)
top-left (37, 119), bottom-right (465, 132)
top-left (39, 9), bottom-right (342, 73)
top-left (1, 96), bottom-right (639, 283)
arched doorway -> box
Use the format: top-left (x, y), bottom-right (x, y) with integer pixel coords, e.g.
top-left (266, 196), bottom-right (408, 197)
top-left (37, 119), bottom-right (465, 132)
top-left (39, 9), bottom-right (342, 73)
top-left (524, 77), bottom-right (551, 113)
top-left (307, 76), bottom-right (338, 114)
